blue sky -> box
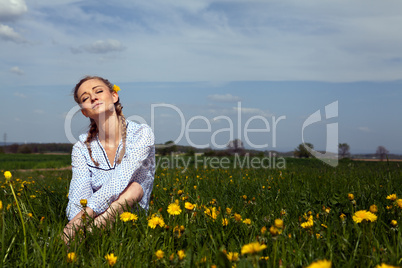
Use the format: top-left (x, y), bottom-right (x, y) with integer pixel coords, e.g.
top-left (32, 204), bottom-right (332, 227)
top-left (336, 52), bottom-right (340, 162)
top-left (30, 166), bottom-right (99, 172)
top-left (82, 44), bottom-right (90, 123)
top-left (1, 0), bottom-right (401, 154)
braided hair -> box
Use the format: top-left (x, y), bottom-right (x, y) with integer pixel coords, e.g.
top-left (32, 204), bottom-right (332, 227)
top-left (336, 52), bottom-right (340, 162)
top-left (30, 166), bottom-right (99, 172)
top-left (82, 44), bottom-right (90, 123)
top-left (73, 76), bottom-right (127, 166)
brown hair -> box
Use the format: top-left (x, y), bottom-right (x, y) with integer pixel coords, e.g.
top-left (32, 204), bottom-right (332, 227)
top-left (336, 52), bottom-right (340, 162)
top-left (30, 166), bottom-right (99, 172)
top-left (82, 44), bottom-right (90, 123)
top-left (73, 76), bottom-right (127, 166)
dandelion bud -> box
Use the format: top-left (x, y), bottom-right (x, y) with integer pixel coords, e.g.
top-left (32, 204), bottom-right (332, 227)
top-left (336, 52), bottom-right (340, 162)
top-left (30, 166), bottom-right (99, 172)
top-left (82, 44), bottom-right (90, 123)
top-left (369, 204), bottom-right (378, 213)
top-left (80, 199), bottom-right (87, 207)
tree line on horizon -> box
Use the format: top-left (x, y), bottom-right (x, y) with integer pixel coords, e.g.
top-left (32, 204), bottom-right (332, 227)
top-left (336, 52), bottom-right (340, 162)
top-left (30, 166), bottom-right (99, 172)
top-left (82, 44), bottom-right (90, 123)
top-left (0, 140), bottom-right (393, 161)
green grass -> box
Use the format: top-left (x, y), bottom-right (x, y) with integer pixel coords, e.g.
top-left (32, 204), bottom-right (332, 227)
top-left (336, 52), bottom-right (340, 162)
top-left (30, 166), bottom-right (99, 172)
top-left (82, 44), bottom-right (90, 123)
top-left (0, 153), bottom-right (71, 170)
top-left (0, 156), bottom-right (401, 267)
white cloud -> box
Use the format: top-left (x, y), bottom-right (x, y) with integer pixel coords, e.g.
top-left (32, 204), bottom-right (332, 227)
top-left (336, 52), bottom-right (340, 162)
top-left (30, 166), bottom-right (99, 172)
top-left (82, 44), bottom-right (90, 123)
top-left (234, 107), bottom-right (272, 118)
top-left (14, 92), bottom-right (26, 98)
top-left (0, 23), bottom-right (26, 43)
top-left (10, 66), bottom-right (24, 75)
top-left (208, 94), bottom-right (241, 102)
top-left (72, 39), bottom-right (126, 54)
top-left (209, 105), bottom-right (272, 118)
top-left (0, 0), bottom-right (27, 21)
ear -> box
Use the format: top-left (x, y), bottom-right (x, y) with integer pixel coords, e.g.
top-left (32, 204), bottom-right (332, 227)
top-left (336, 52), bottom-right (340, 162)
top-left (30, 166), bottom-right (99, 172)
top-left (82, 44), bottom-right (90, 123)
top-left (112, 91), bottom-right (119, 104)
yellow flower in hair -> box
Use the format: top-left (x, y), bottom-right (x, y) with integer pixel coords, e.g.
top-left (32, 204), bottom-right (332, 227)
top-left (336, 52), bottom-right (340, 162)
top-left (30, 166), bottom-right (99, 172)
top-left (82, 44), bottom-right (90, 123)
top-left (113, 84), bottom-right (120, 93)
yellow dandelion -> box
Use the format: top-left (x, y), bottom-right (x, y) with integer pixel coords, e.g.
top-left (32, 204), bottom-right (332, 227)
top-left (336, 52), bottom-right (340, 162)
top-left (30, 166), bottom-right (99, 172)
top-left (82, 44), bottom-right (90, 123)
top-left (226, 252), bottom-right (239, 262)
top-left (155, 250), bottom-right (164, 259)
top-left (185, 202), bottom-right (195, 210)
top-left (30, 195), bottom-right (36, 199)
top-left (307, 259), bottom-right (331, 268)
top-left (113, 85), bottom-right (120, 92)
top-left (4, 171), bottom-right (12, 182)
top-left (352, 210), bottom-right (377, 223)
top-left (233, 213), bottom-right (242, 222)
top-left (269, 226), bottom-right (280, 236)
top-left (148, 215), bottom-right (165, 228)
top-left (370, 204), bottom-right (378, 213)
top-left (386, 194), bottom-right (397, 201)
top-left (177, 250), bottom-right (185, 260)
top-left (226, 207), bottom-right (232, 214)
top-left (340, 213), bottom-right (346, 220)
top-left (261, 226), bottom-right (267, 234)
top-left (104, 253), bottom-right (117, 266)
top-left (348, 193), bottom-right (354, 200)
top-left (242, 195), bottom-right (247, 200)
top-left (301, 220), bottom-right (314, 229)
top-left (167, 203), bottom-right (182, 215)
top-left (243, 218), bottom-right (251, 225)
top-left (120, 212), bottom-right (138, 222)
top-left (0, 201), bottom-right (2, 211)
top-left (390, 220), bottom-right (397, 227)
top-left (222, 218), bottom-right (229, 226)
top-left (67, 252), bottom-right (77, 263)
top-left (397, 199), bottom-right (402, 209)
top-left (241, 242), bottom-right (267, 255)
top-left (274, 218), bottom-right (284, 229)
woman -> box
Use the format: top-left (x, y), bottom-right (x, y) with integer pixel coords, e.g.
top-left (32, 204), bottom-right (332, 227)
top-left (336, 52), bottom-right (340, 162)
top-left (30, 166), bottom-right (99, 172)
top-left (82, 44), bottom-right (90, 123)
top-left (63, 76), bottom-right (155, 241)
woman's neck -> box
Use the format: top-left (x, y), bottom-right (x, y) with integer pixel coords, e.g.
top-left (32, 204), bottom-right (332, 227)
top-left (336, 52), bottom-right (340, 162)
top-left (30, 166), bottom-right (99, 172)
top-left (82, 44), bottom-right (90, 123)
top-left (95, 112), bottom-right (121, 148)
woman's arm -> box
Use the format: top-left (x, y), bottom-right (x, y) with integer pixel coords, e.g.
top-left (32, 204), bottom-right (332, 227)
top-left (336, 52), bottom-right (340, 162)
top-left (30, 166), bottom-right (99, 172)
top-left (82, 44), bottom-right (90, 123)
top-left (66, 142), bottom-right (93, 221)
top-left (94, 181), bottom-right (143, 227)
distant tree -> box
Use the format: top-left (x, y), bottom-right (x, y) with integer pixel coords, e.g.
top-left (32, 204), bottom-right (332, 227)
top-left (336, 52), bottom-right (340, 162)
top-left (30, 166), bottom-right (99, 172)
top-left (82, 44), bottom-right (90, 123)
top-left (338, 143), bottom-right (351, 158)
top-left (18, 145), bottom-right (32, 154)
top-left (7, 143), bottom-right (19, 153)
top-left (227, 139), bottom-right (245, 155)
top-left (158, 140), bottom-right (177, 156)
top-left (294, 143), bottom-right (314, 158)
top-left (376, 146), bottom-right (389, 161)
top-left (185, 148), bottom-right (195, 157)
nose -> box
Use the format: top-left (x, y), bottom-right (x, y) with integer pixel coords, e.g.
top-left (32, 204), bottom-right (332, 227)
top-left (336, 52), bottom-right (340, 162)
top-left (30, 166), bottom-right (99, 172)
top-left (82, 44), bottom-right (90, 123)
top-left (89, 93), bottom-right (98, 103)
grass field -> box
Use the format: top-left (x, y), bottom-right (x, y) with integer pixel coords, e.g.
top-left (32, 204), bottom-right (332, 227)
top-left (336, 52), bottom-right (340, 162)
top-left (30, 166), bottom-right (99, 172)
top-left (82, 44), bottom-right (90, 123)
top-left (0, 154), bottom-right (401, 267)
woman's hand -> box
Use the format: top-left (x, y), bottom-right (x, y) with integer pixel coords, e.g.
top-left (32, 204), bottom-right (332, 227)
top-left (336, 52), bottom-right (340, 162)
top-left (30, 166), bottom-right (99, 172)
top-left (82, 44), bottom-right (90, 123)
top-left (62, 207), bottom-right (95, 244)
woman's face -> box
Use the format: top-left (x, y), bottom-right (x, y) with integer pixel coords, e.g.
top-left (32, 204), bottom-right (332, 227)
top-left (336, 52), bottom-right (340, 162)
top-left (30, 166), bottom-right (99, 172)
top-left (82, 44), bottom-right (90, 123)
top-left (76, 79), bottom-right (118, 119)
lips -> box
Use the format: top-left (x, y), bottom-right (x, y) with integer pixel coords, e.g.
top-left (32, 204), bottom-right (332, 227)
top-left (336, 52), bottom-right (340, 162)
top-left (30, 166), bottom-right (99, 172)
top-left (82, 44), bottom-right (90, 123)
top-left (92, 102), bottom-right (103, 109)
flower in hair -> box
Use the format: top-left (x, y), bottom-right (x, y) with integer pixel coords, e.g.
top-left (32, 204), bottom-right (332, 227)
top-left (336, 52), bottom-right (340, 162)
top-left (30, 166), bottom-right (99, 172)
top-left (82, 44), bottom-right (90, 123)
top-left (113, 84), bottom-right (120, 93)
